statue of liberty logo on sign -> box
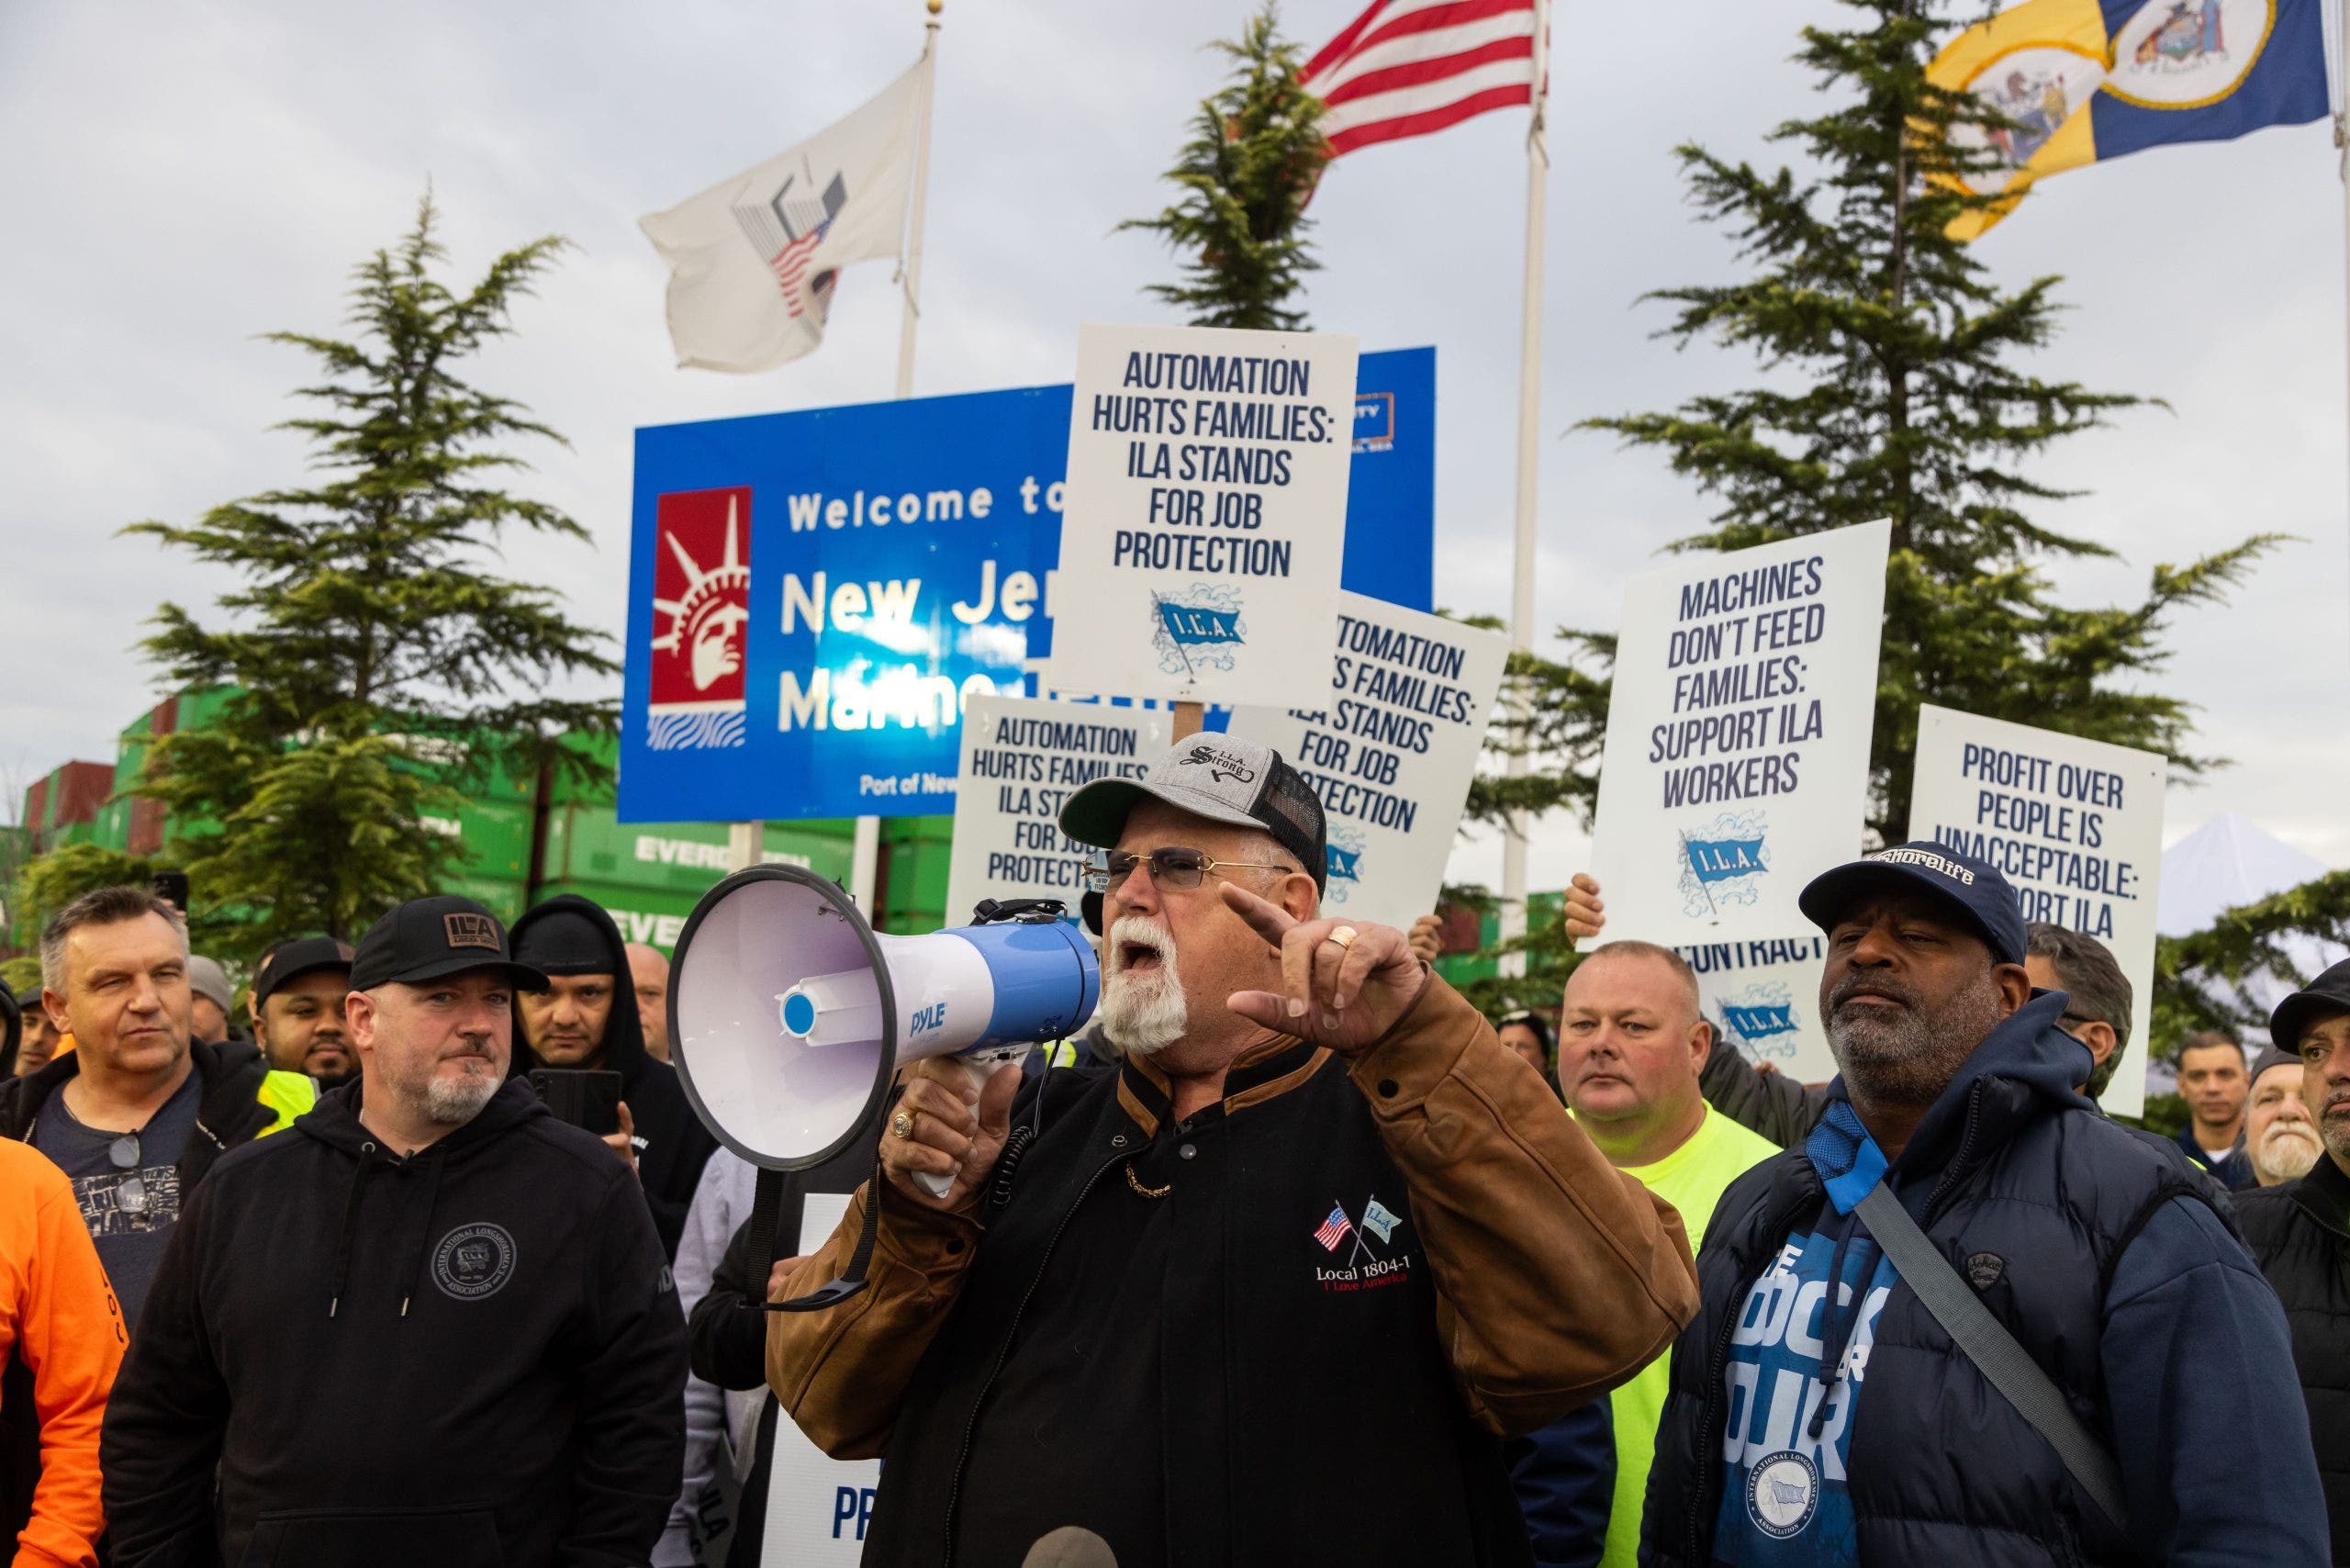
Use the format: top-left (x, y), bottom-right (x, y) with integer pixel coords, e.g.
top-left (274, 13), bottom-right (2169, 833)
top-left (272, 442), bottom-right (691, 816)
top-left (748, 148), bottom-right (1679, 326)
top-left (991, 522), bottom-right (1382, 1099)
top-left (647, 487), bottom-right (753, 751)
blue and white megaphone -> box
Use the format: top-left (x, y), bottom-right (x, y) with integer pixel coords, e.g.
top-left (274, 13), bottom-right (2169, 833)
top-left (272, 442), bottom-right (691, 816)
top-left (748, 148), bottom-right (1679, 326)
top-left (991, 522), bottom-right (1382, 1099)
top-left (668, 864), bottom-right (1098, 1196)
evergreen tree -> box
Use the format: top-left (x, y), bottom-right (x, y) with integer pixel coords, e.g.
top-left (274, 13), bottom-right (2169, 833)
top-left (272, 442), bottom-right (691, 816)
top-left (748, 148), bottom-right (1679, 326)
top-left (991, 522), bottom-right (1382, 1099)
top-left (1123, 4), bottom-right (1329, 330)
top-left (115, 195), bottom-right (616, 952)
top-left (1462, 0), bottom-right (2277, 1003)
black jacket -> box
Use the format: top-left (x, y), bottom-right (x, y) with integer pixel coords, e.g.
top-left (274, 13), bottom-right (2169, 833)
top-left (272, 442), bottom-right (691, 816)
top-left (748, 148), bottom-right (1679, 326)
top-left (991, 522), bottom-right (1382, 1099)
top-left (99, 1076), bottom-right (688, 1568)
top-left (689, 1215), bottom-right (778, 1568)
top-left (508, 895), bottom-right (718, 1258)
top-left (0, 1036), bottom-right (285, 1193)
top-left (864, 1044), bottom-right (1533, 1568)
top-left (2240, 1157), bottom-right (2350, 1563)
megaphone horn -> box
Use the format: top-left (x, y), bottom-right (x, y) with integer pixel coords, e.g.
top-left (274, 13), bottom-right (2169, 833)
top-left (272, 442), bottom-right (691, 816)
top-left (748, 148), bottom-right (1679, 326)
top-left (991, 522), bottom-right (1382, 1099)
top-left (668, 865), bottom-right (1100, 1197)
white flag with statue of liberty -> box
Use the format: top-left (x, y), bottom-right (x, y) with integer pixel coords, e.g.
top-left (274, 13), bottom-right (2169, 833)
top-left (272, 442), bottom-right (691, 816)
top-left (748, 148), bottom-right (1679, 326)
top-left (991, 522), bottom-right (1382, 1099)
top-left (639, 56), bottom-right (928, 373)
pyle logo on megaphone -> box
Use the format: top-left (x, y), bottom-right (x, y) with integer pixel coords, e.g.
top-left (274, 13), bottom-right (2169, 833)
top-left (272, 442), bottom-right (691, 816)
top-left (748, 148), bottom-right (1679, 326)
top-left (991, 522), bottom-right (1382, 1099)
top-left (671, 865), bottom-right (1099, 1191)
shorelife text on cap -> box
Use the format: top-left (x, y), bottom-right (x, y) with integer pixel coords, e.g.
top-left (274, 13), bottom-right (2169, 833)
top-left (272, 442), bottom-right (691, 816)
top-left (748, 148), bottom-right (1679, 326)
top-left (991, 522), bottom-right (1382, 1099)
top-left (1796, 841), bottom-right (2027, 966)
top-left (350, 895), bottom-right (551, 993)
top-left (1059, 734), bottom-right (1329, 893)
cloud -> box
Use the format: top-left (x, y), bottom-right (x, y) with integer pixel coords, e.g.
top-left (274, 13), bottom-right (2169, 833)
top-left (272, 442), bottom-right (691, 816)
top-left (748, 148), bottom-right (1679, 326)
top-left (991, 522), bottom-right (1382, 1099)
top-left (2, 0), bottom-right (2339, 893)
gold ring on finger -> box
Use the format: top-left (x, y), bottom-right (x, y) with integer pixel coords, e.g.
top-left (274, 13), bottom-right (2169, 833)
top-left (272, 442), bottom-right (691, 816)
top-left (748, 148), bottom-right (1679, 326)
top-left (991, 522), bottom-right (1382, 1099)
top-left (1325, 924), bottom-right (1359, 951)
top-left (891, 1109), bottom-right (914, 1140)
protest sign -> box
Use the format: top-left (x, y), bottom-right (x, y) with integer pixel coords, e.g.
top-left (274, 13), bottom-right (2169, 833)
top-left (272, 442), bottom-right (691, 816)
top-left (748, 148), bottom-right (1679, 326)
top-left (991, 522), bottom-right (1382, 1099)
top-left (1908, 706), bottom-right (2165, 1116)
top-left (1676, 932), bottom-right (1835, 1083)
top-left (759, 1190), bottom-right (881, 1561)
top-left (944, 695), bottom-right (1168, 926)
top-left (1588, 519), bottom-right (1889, 945)
top-left (620, 349), bottom-right (1430, 823)
top-left (1226, 593), bottom-right (1506, 931)
top-left (1043, 323), bottom-right (1359, 707)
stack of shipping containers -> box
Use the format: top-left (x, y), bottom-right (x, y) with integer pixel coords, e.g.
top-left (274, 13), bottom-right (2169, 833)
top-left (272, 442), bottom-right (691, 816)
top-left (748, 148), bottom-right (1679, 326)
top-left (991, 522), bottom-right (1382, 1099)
top-left (15, 696), bottom-right (968, 952)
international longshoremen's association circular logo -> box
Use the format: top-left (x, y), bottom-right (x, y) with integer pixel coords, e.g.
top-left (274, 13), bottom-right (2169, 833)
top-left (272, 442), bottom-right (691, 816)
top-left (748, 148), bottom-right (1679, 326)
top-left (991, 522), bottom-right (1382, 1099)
top-left (432, 1222), bottom-right (518, 1301)
top-left (1747, 1450), bottom-right (1821, 1540)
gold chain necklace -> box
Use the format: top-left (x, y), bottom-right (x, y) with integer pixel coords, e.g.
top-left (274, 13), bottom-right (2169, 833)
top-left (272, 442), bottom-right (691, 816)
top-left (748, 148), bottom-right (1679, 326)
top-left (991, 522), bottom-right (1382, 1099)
top-left (1125, 1160), bottom-right (1170, 1200)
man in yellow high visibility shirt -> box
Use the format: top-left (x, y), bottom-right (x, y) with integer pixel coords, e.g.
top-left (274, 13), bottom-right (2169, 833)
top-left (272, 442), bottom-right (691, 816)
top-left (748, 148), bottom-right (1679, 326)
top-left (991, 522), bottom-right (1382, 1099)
top-left (1509, 941), bottom-right (1776, 1568)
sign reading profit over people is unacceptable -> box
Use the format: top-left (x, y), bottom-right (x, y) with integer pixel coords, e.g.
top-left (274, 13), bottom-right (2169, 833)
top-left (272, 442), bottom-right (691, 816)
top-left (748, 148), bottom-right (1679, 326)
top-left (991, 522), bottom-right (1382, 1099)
top-left (1044, 323), bottom-right (1359, 708)
top-left (1225, 593), bottom-right (1505, 932)
top-left (1908, 706), bottom-right (2165, 1117)
top-left (1589, 519), bottom-right (1889, 945)
top-left (944, 695), bottom-right (1167, 927)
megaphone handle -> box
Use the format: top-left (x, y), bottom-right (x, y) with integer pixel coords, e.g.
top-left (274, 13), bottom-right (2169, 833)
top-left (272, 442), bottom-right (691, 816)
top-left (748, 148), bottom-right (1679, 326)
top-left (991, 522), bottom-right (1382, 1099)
top-left (912, 1048), bottom-right (1031, 1200)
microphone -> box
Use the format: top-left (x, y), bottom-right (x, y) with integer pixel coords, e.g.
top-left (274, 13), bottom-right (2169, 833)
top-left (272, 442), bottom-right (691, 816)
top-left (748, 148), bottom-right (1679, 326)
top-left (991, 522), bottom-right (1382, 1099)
top-left (1022, 1526), bottom-right (1120, 1568)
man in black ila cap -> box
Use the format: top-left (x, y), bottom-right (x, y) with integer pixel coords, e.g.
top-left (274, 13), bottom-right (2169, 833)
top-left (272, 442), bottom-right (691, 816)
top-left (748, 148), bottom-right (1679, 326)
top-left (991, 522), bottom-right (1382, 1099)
top-left (1641, 843), bottom-right (2323, 1567)
top-left (2236, 958), bottom-right (2350, 1562)
top-left (246, 935), bottom-right (358, 1087)
top-left (103, 894), bottom-right (688, 1567)
top-left (508, 893), bottom-right (717, 1258)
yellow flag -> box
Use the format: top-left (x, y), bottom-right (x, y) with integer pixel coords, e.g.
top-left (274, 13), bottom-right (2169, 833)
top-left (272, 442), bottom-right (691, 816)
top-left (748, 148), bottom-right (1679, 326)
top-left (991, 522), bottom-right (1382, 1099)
top-left (1926, 0), bottom-right (2110, 240)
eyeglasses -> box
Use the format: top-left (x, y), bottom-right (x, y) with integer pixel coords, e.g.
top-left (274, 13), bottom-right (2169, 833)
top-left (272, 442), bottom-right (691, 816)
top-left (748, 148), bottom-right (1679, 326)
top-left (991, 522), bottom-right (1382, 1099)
top-left (110, 1130), bottom-right (148, 1218)
top-left (1080, 846), bottom-right (1300, 895)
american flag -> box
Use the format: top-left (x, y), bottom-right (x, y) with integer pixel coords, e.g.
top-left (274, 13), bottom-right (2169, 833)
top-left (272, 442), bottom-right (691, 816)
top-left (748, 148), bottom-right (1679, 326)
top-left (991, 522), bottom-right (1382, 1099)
top-left (765, 229), bottom-right (827, 319)
top-left (1302, 0), bottom-right (1540, 160)
top-left (1314, 1204), bottom-right (1355, 1252)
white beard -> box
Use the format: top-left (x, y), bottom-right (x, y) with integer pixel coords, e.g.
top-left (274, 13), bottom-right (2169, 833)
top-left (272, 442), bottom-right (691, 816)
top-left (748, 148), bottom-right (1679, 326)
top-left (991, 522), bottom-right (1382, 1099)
top-left (424, 1062), bottom-right (501, 1126)
top-left (2253, 1122), bottom-right (2322, 1185)
top-left (1098, 914), bottom-right (1188, 1058)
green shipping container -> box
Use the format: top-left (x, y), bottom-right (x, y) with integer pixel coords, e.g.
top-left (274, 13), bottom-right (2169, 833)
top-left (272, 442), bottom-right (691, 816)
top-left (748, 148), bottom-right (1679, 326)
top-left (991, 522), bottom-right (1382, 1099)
top-left (417, 799), bottom-right (536, 882)
top-left (442, 877), bottom-right (526, 924)
top-left (542, 807), bottom-right (856, 894)
top-left (530, 880), bottom-right (706, 954)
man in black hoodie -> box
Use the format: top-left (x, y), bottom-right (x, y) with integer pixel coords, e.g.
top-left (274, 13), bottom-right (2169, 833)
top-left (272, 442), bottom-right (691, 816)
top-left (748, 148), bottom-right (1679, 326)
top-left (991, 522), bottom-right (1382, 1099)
top-left (100, 894), bottom-right (688, 1568)
top-left (509, 894), bottom-right (717, 1258)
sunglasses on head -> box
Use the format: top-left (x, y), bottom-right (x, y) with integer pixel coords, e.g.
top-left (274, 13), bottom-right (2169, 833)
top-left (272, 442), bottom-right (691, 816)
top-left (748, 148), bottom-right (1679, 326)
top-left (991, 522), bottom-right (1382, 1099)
top-left (1080, 846), bottom-right (1299, 895)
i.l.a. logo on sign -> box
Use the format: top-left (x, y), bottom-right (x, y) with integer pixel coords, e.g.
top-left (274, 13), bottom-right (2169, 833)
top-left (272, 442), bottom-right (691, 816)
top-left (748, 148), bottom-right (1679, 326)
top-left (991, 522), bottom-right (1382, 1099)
top-left (1678, 809), bottom-right (1769, 920)
top-left (648, 487), bottom-right (752, 751)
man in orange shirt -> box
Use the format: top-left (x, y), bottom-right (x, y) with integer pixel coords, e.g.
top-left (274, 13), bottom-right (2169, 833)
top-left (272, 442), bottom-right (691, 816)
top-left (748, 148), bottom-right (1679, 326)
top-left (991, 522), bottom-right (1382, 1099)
top-left (0, 1137), bottom-right (126, 1568)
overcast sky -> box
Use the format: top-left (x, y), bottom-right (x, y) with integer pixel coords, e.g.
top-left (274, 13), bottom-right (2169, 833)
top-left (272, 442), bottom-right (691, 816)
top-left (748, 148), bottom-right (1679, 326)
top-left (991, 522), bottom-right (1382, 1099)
top-left (3, 0), bottom-right (2344, 899)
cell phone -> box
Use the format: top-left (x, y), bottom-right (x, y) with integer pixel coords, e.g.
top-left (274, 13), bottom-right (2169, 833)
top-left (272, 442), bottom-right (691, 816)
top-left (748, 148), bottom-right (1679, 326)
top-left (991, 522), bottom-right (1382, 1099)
top-left (151, 870), bottom-right (191, 914)
top-left (529, 1069), bottom-right (623, 1137)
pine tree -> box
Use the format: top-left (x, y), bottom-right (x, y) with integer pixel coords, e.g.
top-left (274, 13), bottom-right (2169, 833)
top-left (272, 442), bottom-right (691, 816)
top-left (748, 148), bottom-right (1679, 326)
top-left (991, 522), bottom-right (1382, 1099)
top-left (1123, 4), bottom-right (1329, 330)
top-left (114, 195), bottom-right (617, 951)
top-left (1460, 0), bottom-right (2278, 1002)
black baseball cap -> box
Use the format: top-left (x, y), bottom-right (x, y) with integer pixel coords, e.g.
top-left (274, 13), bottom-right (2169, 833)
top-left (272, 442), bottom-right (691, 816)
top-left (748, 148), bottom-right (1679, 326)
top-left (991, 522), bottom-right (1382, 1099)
top-left (350, 896), bottom-right (549, 992)
top-left (1797, 842), bottom-right (2027, 967)
top-left (1060, 734), bottom-right (1328, 893)
top-left (252, 935), bottom-right (356, 1008)
top-left (2270, 958), bottom-right (2350, 1053)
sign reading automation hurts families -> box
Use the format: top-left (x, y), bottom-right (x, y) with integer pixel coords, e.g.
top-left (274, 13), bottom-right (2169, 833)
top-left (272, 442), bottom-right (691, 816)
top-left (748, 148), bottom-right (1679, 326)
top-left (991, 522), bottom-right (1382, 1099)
top-left (1908, 705), bottom-right (2165, 1117)
top-left (1225, 593), bottom-right (1506, 931)
top-left (1589, 520), bottom-right (1889, 945)
top-left (944, 696), bottom-right (1168, 926)
top-left (1043, 323), bottom-right (1359, 707)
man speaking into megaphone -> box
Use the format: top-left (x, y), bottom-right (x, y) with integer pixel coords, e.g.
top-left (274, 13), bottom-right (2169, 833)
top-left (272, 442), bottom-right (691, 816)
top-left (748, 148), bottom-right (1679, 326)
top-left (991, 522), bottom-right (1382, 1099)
top-left (766, 736), bottom-right (1700, 1567)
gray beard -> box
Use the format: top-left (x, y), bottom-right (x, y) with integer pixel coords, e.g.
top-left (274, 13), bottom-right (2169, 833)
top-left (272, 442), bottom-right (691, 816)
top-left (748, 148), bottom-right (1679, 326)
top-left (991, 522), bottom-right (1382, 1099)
top-left (1099, 917), bottom-right (1188, 1058)
top-left (422, 1065), bottom-right (500, 1126)
top-left (1826, 975), bottom-right (2005, 1112)
top-left (2254, 1124), bottom-right (2322, 1184)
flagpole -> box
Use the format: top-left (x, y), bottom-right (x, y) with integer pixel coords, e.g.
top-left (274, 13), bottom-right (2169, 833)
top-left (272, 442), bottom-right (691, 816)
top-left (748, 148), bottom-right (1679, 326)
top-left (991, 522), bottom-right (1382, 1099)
top-left (851, 0), bottom-right (944, 918)
top-left (1498, 0), bottom-right (1551, 982)
top-left (2336, 0), bottom-right (2350, 658)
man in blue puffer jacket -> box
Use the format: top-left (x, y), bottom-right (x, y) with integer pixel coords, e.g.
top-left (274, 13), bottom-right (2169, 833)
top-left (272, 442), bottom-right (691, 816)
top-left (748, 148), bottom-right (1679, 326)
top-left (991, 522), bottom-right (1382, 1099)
top-left (1640, 843), bottom-right (2326, 1567)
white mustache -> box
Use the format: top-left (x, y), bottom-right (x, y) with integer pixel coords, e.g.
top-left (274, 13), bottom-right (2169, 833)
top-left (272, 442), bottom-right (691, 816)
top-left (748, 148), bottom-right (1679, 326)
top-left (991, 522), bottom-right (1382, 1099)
top-left (1106, 916), bottom-right (1174, 975)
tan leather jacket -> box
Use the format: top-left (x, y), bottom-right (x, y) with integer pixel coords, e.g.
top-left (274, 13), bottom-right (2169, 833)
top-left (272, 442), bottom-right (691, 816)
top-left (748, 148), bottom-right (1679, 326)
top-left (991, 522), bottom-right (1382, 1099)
top-left (767, 971), bottom-right (1698, 1457)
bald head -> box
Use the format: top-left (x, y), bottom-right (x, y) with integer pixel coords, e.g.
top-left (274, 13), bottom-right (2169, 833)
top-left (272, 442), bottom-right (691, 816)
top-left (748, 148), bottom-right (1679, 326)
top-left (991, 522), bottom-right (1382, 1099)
top-left (1558, 941), bottom-right (1711, 1167)
top-left (626, 944), bottom-right (671, 1063)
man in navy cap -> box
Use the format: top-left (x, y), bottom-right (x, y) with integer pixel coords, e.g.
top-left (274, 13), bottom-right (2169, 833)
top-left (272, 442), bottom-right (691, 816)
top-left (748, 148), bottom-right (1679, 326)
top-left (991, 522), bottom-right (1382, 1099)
top-left (1640, 844), bottom-right (2325, 1568)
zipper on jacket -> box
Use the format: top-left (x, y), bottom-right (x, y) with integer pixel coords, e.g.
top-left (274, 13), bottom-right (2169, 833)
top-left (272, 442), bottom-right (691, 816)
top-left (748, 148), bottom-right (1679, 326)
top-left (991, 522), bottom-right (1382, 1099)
top-left (937, 1146), bottom-right (1129, 1566)
top-left (1686, 1184), bottom-right (1818, 1565)
top-left (1921, 1079), bottom-right (1992, 1226)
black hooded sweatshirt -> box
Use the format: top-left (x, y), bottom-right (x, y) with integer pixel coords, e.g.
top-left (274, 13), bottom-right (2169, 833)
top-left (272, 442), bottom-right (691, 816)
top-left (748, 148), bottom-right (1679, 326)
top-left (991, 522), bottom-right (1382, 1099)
top-left (100, 1075), bottom-right (688, 1568)
top-left (507, 894), bottom-right (718, 1259)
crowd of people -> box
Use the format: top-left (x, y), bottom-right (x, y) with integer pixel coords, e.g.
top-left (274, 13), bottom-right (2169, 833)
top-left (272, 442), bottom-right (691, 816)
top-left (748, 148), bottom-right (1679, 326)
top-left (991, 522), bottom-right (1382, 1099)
top-left (2, 733), bottom-right (2347, 1566)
